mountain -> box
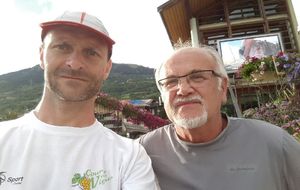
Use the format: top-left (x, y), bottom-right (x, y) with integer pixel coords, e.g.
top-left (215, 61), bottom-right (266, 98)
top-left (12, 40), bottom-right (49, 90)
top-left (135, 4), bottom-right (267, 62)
top-left (103, 63), bottom-right (159, 99)
top-left (0, 63), bottom-right (159, 120)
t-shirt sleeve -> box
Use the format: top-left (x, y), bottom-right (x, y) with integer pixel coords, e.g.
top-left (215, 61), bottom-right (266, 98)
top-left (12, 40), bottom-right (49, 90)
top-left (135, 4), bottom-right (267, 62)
top-left (282, 131), bottom-right (300, 190)
top-left (122, 141), bottom-right (160, 190)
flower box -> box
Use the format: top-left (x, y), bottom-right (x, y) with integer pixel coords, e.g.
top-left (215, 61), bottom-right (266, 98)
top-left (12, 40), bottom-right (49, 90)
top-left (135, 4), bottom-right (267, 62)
top-left (250, 71), bottom-right (278, 82)
top-left (238, 52), bottom-right (300, 82)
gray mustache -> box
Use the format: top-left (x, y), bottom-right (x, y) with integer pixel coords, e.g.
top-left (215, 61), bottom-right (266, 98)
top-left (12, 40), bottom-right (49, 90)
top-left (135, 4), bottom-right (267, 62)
top-left (174, 96), bottom-right (203, 104)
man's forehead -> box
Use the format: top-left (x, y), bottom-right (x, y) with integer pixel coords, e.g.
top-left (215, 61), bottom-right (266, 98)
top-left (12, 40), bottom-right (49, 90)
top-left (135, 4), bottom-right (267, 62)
top-left (160, 60), bottom-right (189, 78)
top-left (160, 49), bottom-right (216, 77)
top-left (173, 48), bottom-right (213, 60)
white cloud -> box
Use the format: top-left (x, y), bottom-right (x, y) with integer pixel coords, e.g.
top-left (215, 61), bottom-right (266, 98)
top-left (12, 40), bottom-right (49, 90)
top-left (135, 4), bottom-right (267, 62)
top-left (0, 1), bottom-right (41, 74)
top-left (0, 0), bottom-right (172, 75)
top-left (2, 0), bottom-right (297, 75)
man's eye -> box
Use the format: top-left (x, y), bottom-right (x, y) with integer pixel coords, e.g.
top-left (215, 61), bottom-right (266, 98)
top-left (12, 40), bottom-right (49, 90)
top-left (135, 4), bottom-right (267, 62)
top-left (164, 78), bottom-right (178, 87)
top-left (189, 73), bottom-right (206, 81)
top-left (85, 49), bottom-right (99, 57)
top-left (55, 43), bottom-right (71, 51)
top-left (58, 44), bottom-right (66, 49)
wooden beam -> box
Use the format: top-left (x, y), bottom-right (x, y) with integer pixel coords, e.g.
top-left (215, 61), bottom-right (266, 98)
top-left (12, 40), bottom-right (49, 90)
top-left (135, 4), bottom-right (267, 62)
top-left (224, 0), bottom-right (232, 37)
top-left (258, 0), bottom-right (270, 32)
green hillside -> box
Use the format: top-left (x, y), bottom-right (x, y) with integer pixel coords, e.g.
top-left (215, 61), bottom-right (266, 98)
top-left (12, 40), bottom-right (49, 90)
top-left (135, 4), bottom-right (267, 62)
top-left (0, 63), bottom-right (159, 120)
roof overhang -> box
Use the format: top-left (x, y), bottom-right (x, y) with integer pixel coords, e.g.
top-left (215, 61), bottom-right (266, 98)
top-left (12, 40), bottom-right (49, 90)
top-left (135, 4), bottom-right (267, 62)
top-left (158, 0), bottom-right (217, 46)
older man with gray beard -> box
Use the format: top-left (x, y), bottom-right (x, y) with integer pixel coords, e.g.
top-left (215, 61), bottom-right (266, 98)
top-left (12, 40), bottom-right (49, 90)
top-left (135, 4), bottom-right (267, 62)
top-left (139, 44), bottom-right (300, 190)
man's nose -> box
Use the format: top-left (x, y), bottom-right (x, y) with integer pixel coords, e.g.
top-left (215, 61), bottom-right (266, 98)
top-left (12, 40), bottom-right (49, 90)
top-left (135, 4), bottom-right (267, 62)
top-left (65, 51), bottom-right (84, 70)
top-left (176, 77), bottom-right (194, 96)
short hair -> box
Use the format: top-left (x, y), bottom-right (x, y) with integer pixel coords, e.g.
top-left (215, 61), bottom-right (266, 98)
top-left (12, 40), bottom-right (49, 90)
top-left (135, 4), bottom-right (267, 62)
top-left (155, 42), bottom-right (228, 93)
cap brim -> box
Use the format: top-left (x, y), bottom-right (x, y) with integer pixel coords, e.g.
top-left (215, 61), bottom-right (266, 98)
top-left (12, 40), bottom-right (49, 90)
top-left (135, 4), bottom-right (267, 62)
top-left (40, 21), bottom-right (115, 46)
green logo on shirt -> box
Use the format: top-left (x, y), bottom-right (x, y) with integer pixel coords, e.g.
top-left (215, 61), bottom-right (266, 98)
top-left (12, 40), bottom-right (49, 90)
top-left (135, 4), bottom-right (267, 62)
top-left (72, 169), bottom-right (112, 190)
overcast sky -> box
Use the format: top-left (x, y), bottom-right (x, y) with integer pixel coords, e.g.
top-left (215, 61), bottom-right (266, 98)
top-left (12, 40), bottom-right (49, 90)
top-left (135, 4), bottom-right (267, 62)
top-left (0, 0), bottom-right (172, 75)
top-left (0, 0), bottom-right (299, 75)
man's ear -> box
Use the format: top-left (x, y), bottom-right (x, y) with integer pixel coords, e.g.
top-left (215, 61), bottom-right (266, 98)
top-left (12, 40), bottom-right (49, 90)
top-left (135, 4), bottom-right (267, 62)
top-left (103, 59), bottom-right (112, 80)
top-left (39, 45), bottom-right (45, 70)
top-left (221, 77), bottom-right (228, 104)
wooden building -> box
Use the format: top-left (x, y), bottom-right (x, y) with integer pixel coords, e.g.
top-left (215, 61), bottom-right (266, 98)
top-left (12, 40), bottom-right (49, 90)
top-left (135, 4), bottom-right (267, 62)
top-left (158, 0), bottom-right (299, 52)
top-left (157, 0), bottom-right (299, 116)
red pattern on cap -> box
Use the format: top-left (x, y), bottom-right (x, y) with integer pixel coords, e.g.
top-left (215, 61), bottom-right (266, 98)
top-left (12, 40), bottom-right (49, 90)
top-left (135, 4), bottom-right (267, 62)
top-left (80, 12), bottom-right (86, 24)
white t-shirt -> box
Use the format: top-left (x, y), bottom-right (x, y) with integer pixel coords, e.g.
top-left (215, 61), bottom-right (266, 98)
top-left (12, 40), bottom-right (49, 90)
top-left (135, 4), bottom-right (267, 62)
top-left (0, 111), bottom-right (158, 190)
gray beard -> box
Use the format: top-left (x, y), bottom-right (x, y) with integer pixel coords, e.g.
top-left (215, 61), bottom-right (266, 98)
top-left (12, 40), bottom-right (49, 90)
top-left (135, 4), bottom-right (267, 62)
top-left (173, 110), bottom-right (208, 129)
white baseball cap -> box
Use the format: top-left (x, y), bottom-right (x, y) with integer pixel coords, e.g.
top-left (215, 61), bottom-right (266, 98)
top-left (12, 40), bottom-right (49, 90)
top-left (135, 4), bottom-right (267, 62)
top-left (40, 11), bottom-right (115, 47)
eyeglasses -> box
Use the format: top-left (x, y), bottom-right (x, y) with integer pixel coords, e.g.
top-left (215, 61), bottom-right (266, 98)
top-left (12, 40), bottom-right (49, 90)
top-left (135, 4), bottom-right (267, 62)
top-left (158, 70), bottom-right (222, 91)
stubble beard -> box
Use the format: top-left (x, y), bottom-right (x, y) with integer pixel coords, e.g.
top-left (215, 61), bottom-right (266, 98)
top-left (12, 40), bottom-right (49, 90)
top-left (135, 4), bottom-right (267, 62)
top-left (46, 68), bottom-right (103, 102)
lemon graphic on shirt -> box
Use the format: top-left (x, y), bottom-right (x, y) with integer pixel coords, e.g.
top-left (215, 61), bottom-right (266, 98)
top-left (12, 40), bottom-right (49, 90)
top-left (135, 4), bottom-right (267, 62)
top-left (72, 173), bottom-right (91, 190)
top-left (80, 176), bottom-right (91, 190)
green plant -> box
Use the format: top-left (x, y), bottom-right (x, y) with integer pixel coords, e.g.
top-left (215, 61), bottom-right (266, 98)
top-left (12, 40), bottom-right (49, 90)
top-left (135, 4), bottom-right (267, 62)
top-left (243, 99), bottom-right (300, 141)
top-left (238, 52), bottom-right (300, 81)
top-left (238, 56), bottom-right (276, 80)
top-left (274, 52), bottom-right (300, 81)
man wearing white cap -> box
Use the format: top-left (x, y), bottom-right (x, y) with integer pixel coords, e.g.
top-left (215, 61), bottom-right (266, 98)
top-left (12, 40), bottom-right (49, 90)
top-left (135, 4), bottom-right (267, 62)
top-left (0, 11), bottom-right (159, 190)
